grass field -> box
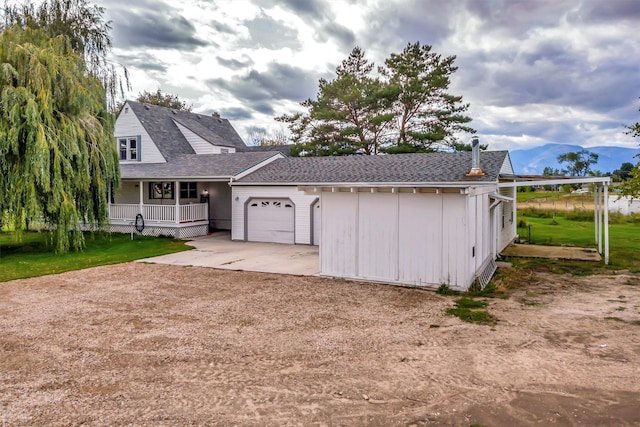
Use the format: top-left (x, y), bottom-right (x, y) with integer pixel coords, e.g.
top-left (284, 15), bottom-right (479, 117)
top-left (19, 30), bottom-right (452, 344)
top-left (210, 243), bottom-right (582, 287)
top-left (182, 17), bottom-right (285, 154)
top-left (0, 231), bottom-right (192, 282)
top-left (516, 211), bottom-right (640, 270)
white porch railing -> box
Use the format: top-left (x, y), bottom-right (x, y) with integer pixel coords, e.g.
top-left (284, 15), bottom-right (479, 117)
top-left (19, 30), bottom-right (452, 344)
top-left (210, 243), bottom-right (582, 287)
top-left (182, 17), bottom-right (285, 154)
top-left (180, 203), bottom-right (207, 223)
top-left (144, 204), bottom-right (175, 222)
top-left (109, 203), bottom-right (207, 223)
top-left (109, 204), bottom-right (140, 221)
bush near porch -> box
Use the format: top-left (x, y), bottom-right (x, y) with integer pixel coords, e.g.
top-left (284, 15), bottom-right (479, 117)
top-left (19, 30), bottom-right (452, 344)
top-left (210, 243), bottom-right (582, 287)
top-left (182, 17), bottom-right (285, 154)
top-left (0, 232), bottom-right (192, 282)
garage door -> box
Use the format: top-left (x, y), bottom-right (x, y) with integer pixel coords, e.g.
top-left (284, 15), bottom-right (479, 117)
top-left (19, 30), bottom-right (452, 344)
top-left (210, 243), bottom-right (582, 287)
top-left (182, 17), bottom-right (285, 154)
top-left (247, 199), bottom-right (295, 244)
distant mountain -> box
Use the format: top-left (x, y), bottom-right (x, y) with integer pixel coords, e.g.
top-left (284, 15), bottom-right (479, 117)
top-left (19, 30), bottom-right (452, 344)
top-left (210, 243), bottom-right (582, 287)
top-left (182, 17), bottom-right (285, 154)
top-left (509, 143), bottom-right (639, 175)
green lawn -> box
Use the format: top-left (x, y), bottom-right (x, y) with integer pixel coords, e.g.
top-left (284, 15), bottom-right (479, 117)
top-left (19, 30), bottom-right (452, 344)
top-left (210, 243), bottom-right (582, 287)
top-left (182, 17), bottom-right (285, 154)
top-left (516, 213), bottom-right (640, 270)
top-left (0, 232), bottom-right (192, 282)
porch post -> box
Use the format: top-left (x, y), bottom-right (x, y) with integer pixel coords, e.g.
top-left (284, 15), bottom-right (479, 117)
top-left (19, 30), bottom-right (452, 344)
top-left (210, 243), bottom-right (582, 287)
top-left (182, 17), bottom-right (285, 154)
top-left (512, 181), bottom-right (517, 240)
top-left (598, 185), bottom-right (603, 255)
top-left (594, 185), bottom-right (599, 245)
top-left (175, 180), bottom-right (180, 224)
top-left (139, 180), bottom-right (144, 215)
top-left (604, 183), bottom-right (609, 265)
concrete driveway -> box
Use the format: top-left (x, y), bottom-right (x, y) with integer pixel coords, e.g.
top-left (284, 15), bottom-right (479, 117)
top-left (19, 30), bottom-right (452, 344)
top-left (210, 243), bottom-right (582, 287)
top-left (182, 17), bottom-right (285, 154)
top-left (137, 232), bottom-right (320, 275)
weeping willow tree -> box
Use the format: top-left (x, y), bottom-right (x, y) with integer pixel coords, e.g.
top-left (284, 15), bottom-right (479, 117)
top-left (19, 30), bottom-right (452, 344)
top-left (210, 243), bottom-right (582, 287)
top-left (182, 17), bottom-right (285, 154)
top-left (0, 5), bottom-right (120, 253)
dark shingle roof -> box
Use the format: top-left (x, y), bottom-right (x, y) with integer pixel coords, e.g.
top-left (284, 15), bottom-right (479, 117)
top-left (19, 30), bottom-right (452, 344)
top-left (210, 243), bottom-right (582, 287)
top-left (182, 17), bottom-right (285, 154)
top-left (234, 151), bottom-right (510, 185)
top-left (242, 144), bottom-right (292, 156)
top-left (126, 101), bottom-right (248, 160)
top-left (120, 151), bottom-right (281, 180)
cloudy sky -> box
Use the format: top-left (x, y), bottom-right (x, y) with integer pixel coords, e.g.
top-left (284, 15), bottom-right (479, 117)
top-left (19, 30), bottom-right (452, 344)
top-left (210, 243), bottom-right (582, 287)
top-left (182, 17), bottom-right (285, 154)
top-left (94, 0), bottom-right (640, 151)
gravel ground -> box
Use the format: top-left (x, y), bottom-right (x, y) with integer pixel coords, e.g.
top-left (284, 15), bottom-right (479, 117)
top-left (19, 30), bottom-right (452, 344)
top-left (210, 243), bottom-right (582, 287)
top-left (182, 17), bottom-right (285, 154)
top-left (1, 263), bottom-right (639, 426)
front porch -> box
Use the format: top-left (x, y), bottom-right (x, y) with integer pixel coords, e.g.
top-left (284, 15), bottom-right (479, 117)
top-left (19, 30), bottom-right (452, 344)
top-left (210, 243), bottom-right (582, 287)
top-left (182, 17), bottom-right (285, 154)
top-left (108, 203), bottom-right (209, 239)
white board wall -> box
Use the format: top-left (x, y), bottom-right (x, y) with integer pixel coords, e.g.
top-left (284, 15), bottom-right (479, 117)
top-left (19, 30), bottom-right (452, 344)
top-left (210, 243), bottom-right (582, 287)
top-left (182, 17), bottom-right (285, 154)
top-left (320, 190), bottom-right (477, 290)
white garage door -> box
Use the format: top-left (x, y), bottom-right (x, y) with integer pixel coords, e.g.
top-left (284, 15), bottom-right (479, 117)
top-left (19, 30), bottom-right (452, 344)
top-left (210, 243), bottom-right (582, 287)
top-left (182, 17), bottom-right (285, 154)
top-left (247, 199), bottom-right (295, 244)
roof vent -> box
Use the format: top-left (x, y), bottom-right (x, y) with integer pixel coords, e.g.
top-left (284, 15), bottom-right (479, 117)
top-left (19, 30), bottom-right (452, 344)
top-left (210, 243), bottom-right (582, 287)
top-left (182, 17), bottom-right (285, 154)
top-left (171, 109), bottom-right (177, 115)
top-left (144, 104), bottom-right (150, 110)
top-left (466, 136), bottom-right (484, 176)
top-left (212, 112), bottom-right (220, 118)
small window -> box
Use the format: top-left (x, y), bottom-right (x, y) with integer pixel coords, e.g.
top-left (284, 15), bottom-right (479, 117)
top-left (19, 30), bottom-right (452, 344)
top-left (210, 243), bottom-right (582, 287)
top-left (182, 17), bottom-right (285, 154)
top-left (250, 203), bottom-right (258, 207)
top-left (117, 136), bottom-right (139, 161)
top-left (261, 201), bottom-right (269, 207)
top-left (180, 182), bottom-right (197, 199)
top-left (150, 182), bottom-right (174, 200)
top-left (285, 203), bottom-right (293, 208)
top-left (273, 201), bottom-right (281, 207)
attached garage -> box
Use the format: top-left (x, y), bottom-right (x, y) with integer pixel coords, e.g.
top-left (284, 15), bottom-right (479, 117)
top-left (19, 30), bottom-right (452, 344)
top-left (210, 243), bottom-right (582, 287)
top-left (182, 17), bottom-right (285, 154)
top-left (246, 198), bottom-right (295, 244)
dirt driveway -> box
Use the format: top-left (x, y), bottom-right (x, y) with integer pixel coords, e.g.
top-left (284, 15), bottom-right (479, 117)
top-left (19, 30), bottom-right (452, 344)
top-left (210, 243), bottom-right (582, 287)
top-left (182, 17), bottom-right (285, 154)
top-left (1, 264), bottom-right (639, 426)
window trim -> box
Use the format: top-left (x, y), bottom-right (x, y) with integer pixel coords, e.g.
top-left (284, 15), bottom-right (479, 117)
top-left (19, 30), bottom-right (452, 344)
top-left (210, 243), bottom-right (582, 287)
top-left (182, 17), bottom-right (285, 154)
top-left (117, 135), bottom-right (141, 161)
top-left (149, 182), bottom-right (174, 200)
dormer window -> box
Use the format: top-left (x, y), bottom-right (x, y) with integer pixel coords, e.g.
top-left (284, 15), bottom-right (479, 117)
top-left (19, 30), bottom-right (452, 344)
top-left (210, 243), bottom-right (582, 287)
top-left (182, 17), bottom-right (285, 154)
top-left (118, 136), bottom-right (140, 161)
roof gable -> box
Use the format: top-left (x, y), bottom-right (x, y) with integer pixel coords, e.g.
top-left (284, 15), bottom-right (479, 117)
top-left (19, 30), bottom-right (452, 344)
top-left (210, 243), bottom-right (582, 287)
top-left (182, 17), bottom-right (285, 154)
top-left (124, 101), bottom-right (248, 160)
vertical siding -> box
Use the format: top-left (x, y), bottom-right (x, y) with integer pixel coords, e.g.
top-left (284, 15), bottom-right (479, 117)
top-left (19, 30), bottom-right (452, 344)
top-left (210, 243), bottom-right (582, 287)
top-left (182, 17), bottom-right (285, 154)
top-left (319, 190), bottom-right (472, 290)
top-left (115, 102), bottom-right (165, 163)
top-left (320, 192), bottom-right (358, 277)
top-left (357, 192), bottom-right (399, 281)
top-left (499, 186), bottom-right (517, 251)
top-left (174, 121), bottom-right (236, 154)
top-left (398, 193), bottom-right (443, 286)
top-left (231, 185), bottom-right (318, 244)
top-left (441, 194), bottom-right (469, 289)
top-left (468, 195), bottom-right (478, 279)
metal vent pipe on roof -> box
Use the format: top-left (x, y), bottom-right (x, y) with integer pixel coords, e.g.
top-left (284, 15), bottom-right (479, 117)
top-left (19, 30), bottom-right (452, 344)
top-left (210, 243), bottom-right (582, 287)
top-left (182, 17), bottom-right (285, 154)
top-left (466, 136), bottom-right (485, 176)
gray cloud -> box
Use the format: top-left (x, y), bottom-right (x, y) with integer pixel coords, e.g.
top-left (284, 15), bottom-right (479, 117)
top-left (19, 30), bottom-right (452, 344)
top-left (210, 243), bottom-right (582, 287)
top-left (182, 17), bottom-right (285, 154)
top-left (207, 63), bottom-right (320, 106)
top-left (244, 15), bottom-right (301, 50)
top-left (114, 52), bottom-right (168, 72)
top-left (109, 7), bottom-right (207, 49)
top-left (221, 107), bottom-right (254, 120)
top-left (217, 56), bottom-right (254, 70)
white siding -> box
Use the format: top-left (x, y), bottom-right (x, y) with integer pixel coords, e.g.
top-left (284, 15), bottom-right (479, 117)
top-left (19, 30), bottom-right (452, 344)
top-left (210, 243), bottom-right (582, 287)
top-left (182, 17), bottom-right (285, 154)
top-left (174, 121), bottom-right (236, 154)
top-left (500, 155), bottom-right (515, 175)
top-left (312, 199), bottom-right (321, 246)
top-left (441, 193), bottom-right (469, 288)
top-left (231, 186), bottom-right (318, 244)
top-left (115, 102), bottom-right (165, 163)
top-left (320, 192), bottom-right (358, 277)
top-left (320, 190), bottom-right (472, 290)
top-left (499, 186), bottom-right (517, 251)
top-left (358, 192), bottom-right (399, 281)
top-left (398, 193), bottom-right (443, 286)
top-left (469, 193), bottom-right (493, 279)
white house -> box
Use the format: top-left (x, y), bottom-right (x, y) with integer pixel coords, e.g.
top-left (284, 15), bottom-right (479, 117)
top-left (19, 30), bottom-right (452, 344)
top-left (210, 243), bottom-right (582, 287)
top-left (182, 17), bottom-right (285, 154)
top-left (111, 101), bottom-right (287, 238)
top-left (111, 101), bottom-right (611, 290)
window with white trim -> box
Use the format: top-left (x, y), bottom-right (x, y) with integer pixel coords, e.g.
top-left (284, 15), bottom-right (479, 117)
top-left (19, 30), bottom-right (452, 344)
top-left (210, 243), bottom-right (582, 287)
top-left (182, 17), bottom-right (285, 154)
top-left (149, 182), bottom-right (174, 200)
top-left (118, 136), bottom-right (139, 161)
